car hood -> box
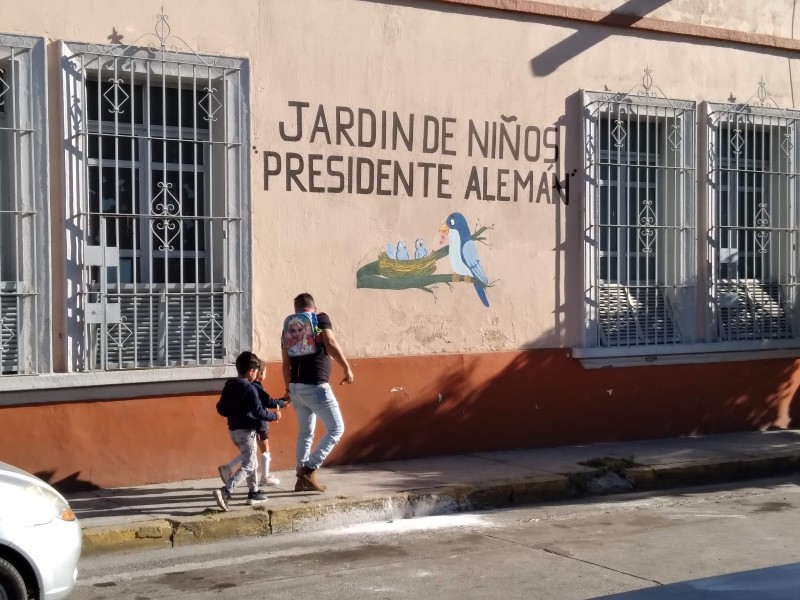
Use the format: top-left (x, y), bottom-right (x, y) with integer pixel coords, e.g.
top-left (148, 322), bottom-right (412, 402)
top-left (0, 461), bottom-right (55, 492)
top-left (0, 461), bottom-right (71, 528)
top-left (0, 460), bottom-right (39, 479)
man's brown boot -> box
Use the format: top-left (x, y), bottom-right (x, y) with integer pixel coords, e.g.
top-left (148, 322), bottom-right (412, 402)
top-left (294, 476), bottom-right (313, 492)
top-left (298, 466), bottom-right (327, 492)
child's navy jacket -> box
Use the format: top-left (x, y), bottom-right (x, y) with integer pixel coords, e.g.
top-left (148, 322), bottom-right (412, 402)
top-left (216, 377), bottom-right (279, 431)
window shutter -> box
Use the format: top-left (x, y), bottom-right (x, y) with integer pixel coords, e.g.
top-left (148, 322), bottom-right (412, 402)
top-left (630, 287), bottom-right (681, 344)
top-left (598, 284), bottom-right (640, 346)
top-left (1, 284), bottom-right (18, 374)
top-left (96, 285), bottom-right (160, 369)
top-left (95, 283), bottom-right (226, 368)
top-left (599, 284), bottom-right (680, 346)
top-left (718, 280), bottom-right (793, 340)
top-left (748, 281), bottom-right (793, 338)
top-left (163, 284), bottom-right (225, 366)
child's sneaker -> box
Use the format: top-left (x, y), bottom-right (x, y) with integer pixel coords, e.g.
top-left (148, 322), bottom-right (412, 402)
top-left (213, 487), bottom-right (231, 511)
top-left (246, 489), bottom-right (268, 506)
top-left (217, 464), bottom-right (232, 486)
top-left (260, 474), bottom-right (280, 487)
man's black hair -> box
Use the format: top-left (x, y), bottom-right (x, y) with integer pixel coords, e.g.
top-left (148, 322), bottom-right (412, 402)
top-left (235, 351), bottom-right (260, 376)
top-left (294, 293), bottom-right (315, 312)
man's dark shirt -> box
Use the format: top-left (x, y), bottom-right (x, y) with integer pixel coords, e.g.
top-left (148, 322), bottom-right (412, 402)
top-left (289, 312), bottom-right (332, 385)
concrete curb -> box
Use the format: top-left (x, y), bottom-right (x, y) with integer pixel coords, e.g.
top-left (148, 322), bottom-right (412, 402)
top-left (80, 454), bottom-right (800, 556)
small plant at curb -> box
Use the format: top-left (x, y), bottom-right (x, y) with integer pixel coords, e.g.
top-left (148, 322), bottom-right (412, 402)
top-left (567, 456), bottom-right (642, 497)
top-left (578, 456), bottom-right (641, 476)
top-left (567, 472), bottom-right (592, 496)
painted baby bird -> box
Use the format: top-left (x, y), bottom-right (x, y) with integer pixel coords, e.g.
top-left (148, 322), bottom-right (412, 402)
top-left (414, 239), bottom-right (428, 259)
top-left (396, 240), bottom-right (410, 260)
top-left (386, 243), bottom-right (397, 259)
top-left (439, 212), bottom-right (489, 307)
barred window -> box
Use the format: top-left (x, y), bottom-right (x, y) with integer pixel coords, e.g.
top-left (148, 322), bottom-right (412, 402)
top-left (582, 83), bottom-right (697, 349)
top-left (0, 34), bottom-right (49, 376)
top-left (62, 40), bottom-right (251, 371)
top-left (709, 97), bottom-right (800, 343)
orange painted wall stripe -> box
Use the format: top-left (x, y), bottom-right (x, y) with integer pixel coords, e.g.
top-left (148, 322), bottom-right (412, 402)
top-left (2, 350), bottom-right (799, 491)
top-left (433, 0), bottom-right (800, 53)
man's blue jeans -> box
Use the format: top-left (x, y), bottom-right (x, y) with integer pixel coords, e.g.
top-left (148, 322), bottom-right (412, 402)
top-left (289, 382), bottom-right (345, 471)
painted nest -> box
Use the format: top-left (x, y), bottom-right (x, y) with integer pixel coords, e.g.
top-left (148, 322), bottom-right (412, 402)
top-left (378, 252), bottom-right (437, 277)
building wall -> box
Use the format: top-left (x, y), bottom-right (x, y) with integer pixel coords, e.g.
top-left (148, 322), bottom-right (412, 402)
top-left (250, 0), bottom-right (798, 358)
top-left (2, 0), bottom-right (800, 489)
top-left (520, 0), bottom-right (796, 38)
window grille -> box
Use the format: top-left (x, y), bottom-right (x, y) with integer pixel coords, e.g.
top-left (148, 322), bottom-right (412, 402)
top-left (583, 70), bottom-right (697, 348)
top-left (0, 34), bottom-right (49, 376)
top-left (708, 83), bottom-right (799, 342)
top-left (62, 14), bottom-right (250, 371)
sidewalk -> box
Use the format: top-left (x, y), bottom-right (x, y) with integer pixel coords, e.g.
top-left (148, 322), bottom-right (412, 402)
top-left (67, 429), bottom-right (800, 556)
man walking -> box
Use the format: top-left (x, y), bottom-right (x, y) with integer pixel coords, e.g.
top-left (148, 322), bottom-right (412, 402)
top-left (282, 293), bottom-right (353, 492)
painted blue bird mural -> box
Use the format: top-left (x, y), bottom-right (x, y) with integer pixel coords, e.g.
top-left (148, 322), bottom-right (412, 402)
top-left (385, 243), bottom-right (397, 259)
top-left (439, 212), bottom-right (489, 307)
top-left (396, 240), bottom-right (410, 260)
top-left (414, 239), bottom-right (428, 259)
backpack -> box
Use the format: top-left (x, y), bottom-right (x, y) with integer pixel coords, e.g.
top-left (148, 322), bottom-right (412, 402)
top-left (282, 311), bottom-right (321, 357)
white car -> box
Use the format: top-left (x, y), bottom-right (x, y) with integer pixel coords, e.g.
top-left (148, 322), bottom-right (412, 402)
top-left (0, 461), bottom-right (81, 600)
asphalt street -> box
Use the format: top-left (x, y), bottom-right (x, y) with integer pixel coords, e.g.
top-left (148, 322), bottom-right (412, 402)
top-left (69, 475), bottom-right (800, 599)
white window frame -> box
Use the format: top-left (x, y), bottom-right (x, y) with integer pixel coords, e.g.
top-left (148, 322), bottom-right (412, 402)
top-left (577, 86), bottom-right (697, 361)
top-left (59, 40), bottom-right (252, 376)
top-left (706, 98), bottom-right (800, 350)
top-left (0, 33), bottom-right (50, 377)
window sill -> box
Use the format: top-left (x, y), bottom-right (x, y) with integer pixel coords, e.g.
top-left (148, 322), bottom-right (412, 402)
top-left (0, 365), bottom-right (237, 405)
top-left (573, 341), bottom-right (800, 368)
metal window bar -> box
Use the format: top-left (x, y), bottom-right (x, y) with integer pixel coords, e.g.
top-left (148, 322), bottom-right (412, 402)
top-left (69, 41), bottom-right (243, 370)
top-left (584, 76), bottom-right (696, 348)
top-left (709, 90), bottom-right (799, 341)
top-left (0, 37), bottom-right (42, 375)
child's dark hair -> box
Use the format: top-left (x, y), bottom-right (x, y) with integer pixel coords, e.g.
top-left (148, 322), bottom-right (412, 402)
top-left (235, 351), bottom-right (260, 376)
top-left (294, 293), bottom-right (315, 312)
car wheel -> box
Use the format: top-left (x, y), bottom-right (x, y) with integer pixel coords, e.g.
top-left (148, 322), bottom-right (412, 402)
top-left (0, 558), bottom-right (27, 600)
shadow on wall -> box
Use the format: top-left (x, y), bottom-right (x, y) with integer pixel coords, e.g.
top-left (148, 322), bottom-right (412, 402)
top-left (525, 0), bottom-right (796, 77)
top-left (331, 347), bottom-right (800, 466)
top-left (529, 0), bottom-right (673, 76)
top-left (789, 384), bottom-right (800, 428)
top-left (33, 470), bottom-right (100, 493)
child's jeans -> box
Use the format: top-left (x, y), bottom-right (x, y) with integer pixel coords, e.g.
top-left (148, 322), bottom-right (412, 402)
top-left (226, 429), bottom-right (258, 493)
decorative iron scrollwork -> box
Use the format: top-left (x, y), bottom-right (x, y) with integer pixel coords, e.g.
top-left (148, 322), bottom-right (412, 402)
top-left (0, 69), bottom-right (7, 107)
top-left (0, 316), bottom-right (15, 352)
top-left (599, 67), bottom-right (680, 108)
top-left (151, 182), bottom-right (181, 251)
top-left (84, 8), bottom-right (238, 69)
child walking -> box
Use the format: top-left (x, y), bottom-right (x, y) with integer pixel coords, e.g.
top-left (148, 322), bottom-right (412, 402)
top-left (218, 360), bottom-right (288, 487)
top-left (213, 351), bottom-right (282, 510)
